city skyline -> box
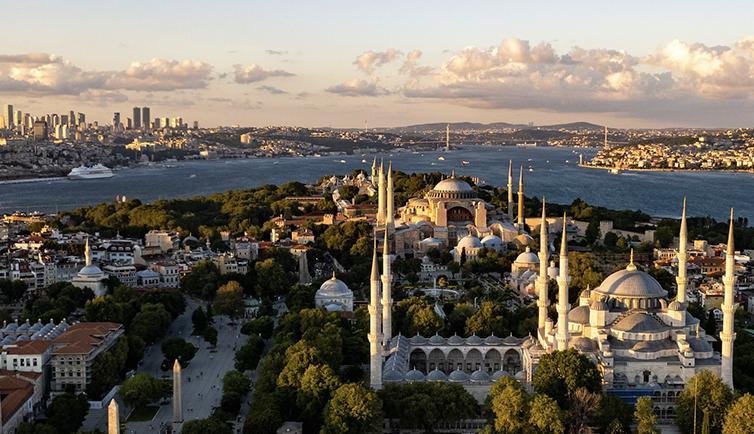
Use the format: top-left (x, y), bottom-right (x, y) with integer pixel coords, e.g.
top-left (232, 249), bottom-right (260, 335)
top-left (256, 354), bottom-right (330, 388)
top-left (2, 1), bottom-right (754, 129)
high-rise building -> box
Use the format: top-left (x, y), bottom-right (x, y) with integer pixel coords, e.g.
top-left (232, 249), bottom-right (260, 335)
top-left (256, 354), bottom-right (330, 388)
top-left (78, 113), bottom-right (86, 127)
top-left (193, 121), bottom-right (199, 129)
top-left (126, 118), bottom-right (133, 129)
top-left (33, 120), bottom-right (47, 142)
top-left (142, 107), bottom-right (150, 128)
top-left (15, 111), bottom-right (22, 126)
top-left (133, 107), bottom-right (141, 129)
top-left (68, 110), bottom-right (76, 126)
top-left (3, 104), bottom-right (13, 128)
top-left (61, 114), bottom-right (68, 126)
top-left (52, 114), bottom-right (60, 126)
top-left (112, 112), bottom-right (120, 131)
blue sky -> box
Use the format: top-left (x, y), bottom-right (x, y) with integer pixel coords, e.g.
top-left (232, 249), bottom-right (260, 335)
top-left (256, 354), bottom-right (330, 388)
top-left (2, 0), bottom-right (754, 128)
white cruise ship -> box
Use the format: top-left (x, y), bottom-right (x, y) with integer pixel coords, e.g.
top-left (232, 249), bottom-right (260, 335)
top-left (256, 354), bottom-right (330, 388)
top-left (67, 164), bottom-right (114, 180)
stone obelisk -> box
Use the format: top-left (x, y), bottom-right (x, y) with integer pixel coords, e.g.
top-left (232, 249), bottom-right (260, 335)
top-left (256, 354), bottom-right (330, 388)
top-left (173, 359), bottom-right (183, 425)
top-left (108, 399), bottom-right (120, 434)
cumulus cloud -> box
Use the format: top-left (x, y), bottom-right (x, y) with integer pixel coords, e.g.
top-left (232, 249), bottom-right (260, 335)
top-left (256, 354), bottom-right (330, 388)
top-left (325, 77), bottom-right (389, 97)
top-left (400, 36), bottom-right (754, 118)
top-left (266, 50), bottom-right (287, 55)
top-left (256, 85), bottom-right (286, 94)
top-left (399, 50), bottom-right (433, 77)
top-left (354, 49), bottom-right (399, 74)
top-left (0, 53), bottom-right (213, 95)
top-left (233, 64), bottom-right (294, 84)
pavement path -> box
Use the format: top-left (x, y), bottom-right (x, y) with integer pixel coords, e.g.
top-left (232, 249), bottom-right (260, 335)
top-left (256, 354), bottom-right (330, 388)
top-left (80, 297), bottom-right (284, 434)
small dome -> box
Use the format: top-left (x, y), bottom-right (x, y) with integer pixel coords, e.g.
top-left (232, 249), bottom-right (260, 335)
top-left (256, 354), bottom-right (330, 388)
top-left (492, 370), bottom-right (512, 381)
top-left (484, 334), bottom-right (501, 345)
top-left (448, 334), bottom-right (464, 345)
top-left (580, 289), bottom-right (592, 299)
top-left (515, 370), bottom-right (527, 381)
top-left (571, 337), bottom-right (597, 352)
top-left (515, 247), bottom-right (540, 265)
top-left (4, 323), bottom-right (18, 332)
top-left (426, 369), bottom-right (448, 381)
top-left (448, 369), bottom-right (469, 382)
top-left (429, 334), bottom-right (446, 345)
top-left (410, 334), bottom-right (428, 345)
top-left (457, 236), bottom-right (482, 250)
top-left (470, 370), bottom-right (490, 382)
top-left (78, 264), bottom-right (103, 275)
top-left (405, 369), bottom-right (426, 382)
top-left (631, 341), bottom-right (663, 352)
top-left (594, 269), bottom-right (667, 298)
top-left (325, 303), bottom-right (342, 312)
top-left (514, 234), bottom-right (533, 246)
top-left (183, 235), bottom-right (199, 245)
top-left (18, 321), bottom-right (31, 331)
top-left (481, 234), bottom-right (503, 248)
top-left (668, 301), bottom-right (683, 311)
top-left (466, 334), bottom-right (483, 345)
top-left (384, 369), bottom-right (403, 382)
top-left (590, 301), bottom-right (608, 311)
top-left (317, 275), bottom-right (352, 297)
top-left (569, 305), bottom-right (590, 324)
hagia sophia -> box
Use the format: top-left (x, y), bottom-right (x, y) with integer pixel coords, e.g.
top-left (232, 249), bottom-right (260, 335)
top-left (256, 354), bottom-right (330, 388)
top-left (312, 159), bottom-right (737, 421)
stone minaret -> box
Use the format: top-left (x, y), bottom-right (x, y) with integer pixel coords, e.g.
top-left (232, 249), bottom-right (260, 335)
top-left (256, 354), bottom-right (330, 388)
top-left (556, 213), bottom-right (571, 351)
top-left (507, 160), bottom-right (514, 222)
top-left (108, 399), bottom-right (120, 434)
top-left (377, 160), bottom-right (386, 226)
top-left (386, 162), bottom-right (395, 227)
top-left (721, 208), bottom-right (736, 389)
top-left (676, 198), bottom-right (688, 304)
top-left (381, 234), bottom-right (393, 350)
top-left (517, 167), bottom-right (525, 234)
top-left (368, 238), bottom-right (383, 390)
top-left (85, 236), bottom-right (91, 266)
top-left (173, 359), bottom-right (183, 424)
top-left (536, 200), bottom-right (550, 332)
top-left (371, 156), bottom-right (377, 184)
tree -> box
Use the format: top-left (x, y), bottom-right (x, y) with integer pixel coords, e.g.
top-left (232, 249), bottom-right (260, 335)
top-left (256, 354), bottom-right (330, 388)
top-left (203, 326), bottom-right (219, 346)
top-left (597, 393), bottom-right (633, 434)
top-left (487, 377), bottom-right (529, 434)
top-left (722, 393), bottom-right (754, 434)
top-left (180, 259), bottom-right (221, 299)
top-left (321, 383), bottom-right (383, 434)
top-left (533, 349), bottom-right (602, 408)
top-left (182, 417), bottom-right (233, 434)
top-left (85, 296), bottom-right (124, 323)
top-left (223, 370), bottom-right (252, 396)
top-left (569, 388), bottom-right (601, 434)
top-left (235, 334), bottom-right (265, 372)
top-left (298, 364), bottom-right (342, 429)
top-left (45, 392), bottom-right (90, 434)
top-left (676, 370), bottom-right (733, 434)
top-left (528, 393), bottom-right (565, 434)
top-left (192, 306), bottom-right (209, 334)
top-left (465, 302), bottom-right (508, 338)
top-left (447, 302), bottom-right (475, 336)
top-left (16, 423), bottom-right (58, 434)
top-left (244, 398), bottom-right (283, 434)
top-left (130, 303), bottom-right (172, 344)
top-left (635, 396), bottom-right (660, 434)
top-left (255, 259), bottom-right (292, 299)
top-left (120, 373), bottom-right (166, 408)
top-left (241, 316), bottom-right (275, 339)
top-left (0, 279), bottom-right (29, 303)
top-left (338, 185), bottom-right (360, 201)
top-left (161, 338), bottom-right (198, 367)
top-left (214, 281), bottom-right (245, 321)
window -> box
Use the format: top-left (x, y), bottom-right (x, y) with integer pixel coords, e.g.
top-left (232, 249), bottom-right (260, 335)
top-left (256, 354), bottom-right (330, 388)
top-left (33, 359), bottom-right (38, 366)
top-left (20, 359), bottom-right (25, 366)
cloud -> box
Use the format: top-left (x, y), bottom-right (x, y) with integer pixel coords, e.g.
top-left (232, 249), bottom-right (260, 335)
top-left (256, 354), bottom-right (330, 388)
top-left (325, 77), bottom-right (389, 97)
top-left (228, 99), bottom-right (262, 110)
top-left (256, 85), bottom-right (286, 94)
top-left (233, 64), bottom-right (294, 83)
top-left (399, 50), bottom-right (433, 77)
top-left (354, 49), bottom-right (399, 74)
top-left (0, 53), bottom-right (213, 96)
top-left (266, 50), bottom-right (287, 55)
top-left (76, 90), bottom-right (129, 107)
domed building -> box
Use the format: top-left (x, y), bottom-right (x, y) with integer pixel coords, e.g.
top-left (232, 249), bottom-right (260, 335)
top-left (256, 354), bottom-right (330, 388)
top-left (72, 237), bottom-right (106, 297)
top-left (314, 273), bottom-right (354, 312)
top-left (401, 174), bottom-right (494, 230)
top-left (452, 235), bottom-right (483, 262)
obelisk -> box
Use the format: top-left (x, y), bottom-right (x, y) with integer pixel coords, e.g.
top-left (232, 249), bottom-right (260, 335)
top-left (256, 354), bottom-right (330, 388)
top-left (173, 359), bottom-right (183, 424)
top-left (108, 399), bottom-right (120, 434)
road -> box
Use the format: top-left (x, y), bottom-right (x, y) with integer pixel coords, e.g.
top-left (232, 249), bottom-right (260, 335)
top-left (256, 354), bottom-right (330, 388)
top-left (79, 296), bottom-right (283, 434)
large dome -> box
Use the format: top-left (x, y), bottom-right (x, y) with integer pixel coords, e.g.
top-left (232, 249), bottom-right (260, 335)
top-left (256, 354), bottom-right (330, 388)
top-left (594, 269), bottom-right (667, 298)
top-left (78, 264), bottom-right (103, 275)
top-left (515, 247), bottom-right (539, 265)
top-left (457, 235), bottom-right (482, 250)
top-left (427, 177), bottom-right (477, 199)
top-left (317, 275), bottom-right (352, 297)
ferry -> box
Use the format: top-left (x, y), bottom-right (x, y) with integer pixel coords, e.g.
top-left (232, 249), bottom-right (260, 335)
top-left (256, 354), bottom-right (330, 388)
top-left (67, 164), bottom-right (114, 180)
top-left (462, 161), bottom-right (470, 165)
top-left (610, 168), bottom-right (623, 175)
top-left (438, 157), bottom-right (445, 161)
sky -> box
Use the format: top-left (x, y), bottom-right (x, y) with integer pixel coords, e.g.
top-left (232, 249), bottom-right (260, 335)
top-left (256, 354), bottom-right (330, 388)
top-left (2, 0), bottom-right (754, 129)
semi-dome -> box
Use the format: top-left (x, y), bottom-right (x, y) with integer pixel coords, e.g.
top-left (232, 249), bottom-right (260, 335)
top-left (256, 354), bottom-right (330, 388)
top-left (571, 337), bottom-right (598, 352)
top-left (427, 177), bottom-right (477, 199)
top-left (317, 275), bottom-right (351, 297)
top-left (457, 235), bottom-right (482, 250)
top-left (613, 313), bottom-right (668, 333)
top-left (515, 247), bottom-right (539, 265)
top-left (448, 369), bottom-right (469, 382)
top-left (569, 305), bottom-right (591, 324)
top-left (405, 369), bottom-right (426, 382)
top-left (668, 301), bottom-right (683, 311)
top-left (594, 269), bottom-right (667, 298)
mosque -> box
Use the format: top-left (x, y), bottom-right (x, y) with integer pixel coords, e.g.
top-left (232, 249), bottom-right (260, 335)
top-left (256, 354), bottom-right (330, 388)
top-left (71, 237), bottom-right (107, 297)
top-left (368, 192), bottom-right (736, 420)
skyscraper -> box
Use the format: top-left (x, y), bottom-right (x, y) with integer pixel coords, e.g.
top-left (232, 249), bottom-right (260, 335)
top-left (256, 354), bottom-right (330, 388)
top-left (142, 107), bottom-right (150, 129)
top-left (133, 107), bottom-right (141, 129)
top-left (3, 104), bottom-right (13, 128)
top-left (68, 110), bottom-right (76, 126)
top-left (33, 120), bottom-right (47, 142)
top-left (78, 113), bottom-right (86, 126)
top-left (112, 112), bottom-right (120, 132)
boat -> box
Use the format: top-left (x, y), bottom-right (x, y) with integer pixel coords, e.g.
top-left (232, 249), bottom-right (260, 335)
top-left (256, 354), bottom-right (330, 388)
top-left (67, 164), bottom-right (114, 180)
top-left (438, 157), bottom-right (445, 161)
top-left (273, 161), bottom-right (279, 165)
top-left (189, 174), bottom-right (196, 178)
top-left (430, 162), bottom-right (437, 166)
top-left (340, 160), bottom-right (346, 163)
top-left (610, 168), bottom-right (623, 174)
top-left (462, 161), bottom-right (470, 165)
top-left (361, 159), bottom-right (367, 163)
top-left (529, 168), bottom-right (534, 172)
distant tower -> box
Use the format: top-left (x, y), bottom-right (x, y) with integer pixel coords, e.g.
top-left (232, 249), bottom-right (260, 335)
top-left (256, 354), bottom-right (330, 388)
top-left (368, 237), bottom-right (383, 390)
top-left (517, 167), bottom-right (525, 234)
top-left (604, 126), bottom-right (608, 149)
top-left (371, 156), bottom-right (377, 184)
top-left (381, 234), bottom-right (393, 350)
top-left (676, 198), bottom-right (688, 304)
top-left (507, 160), bottom-right (514, 222)
top-left (556, 213), bottom-right (571, 351)
top-left (3, 104), bottom-right (13, 128)
top-left (365, 119), bottom-right (368, 133)
top-left (142, 107), bottom-right (150, 129)
top-left (446, 124), bottom-right (450, 150)
top-left (112, 112), bottom-right (120, 132)
top-left (536, 200), bottom-right (550, 334)
top-left (386, 162), bottom-right (395, 228)
top-left (377, 160), bottom-right (386, 226)
top-left (133, 107), bottom-right (141, 129)
top-left (108, 399), bottom-right (120, 434)
top-left (173, 359), bottom-right (183, 424)
top-left (720, 208), bottom-right (736, 389)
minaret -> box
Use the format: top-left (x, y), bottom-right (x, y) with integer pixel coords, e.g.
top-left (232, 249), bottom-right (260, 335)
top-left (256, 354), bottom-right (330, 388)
top-left (173, 359), bottom-right (183, 424)
top-left (536, 199), bottom-right (549, 331)
top-left (720, 208), bottom-right (736, 389)
top-left (556, 213), bottom-right (571, 351)
top-left (85, 236), bottom-right (91, 266)
top-left (381, 234), bottom-right (393, 350)
top-left (676, 198), bottom-right (688, 304)
top-left (377, 160), bottom-right (386, 226)
top-left (371, 156), bottom-right (377, 184)
top-left (368, 237), bottom-right (383, 390)
top-left (517, 167), bottom-right (525, 234)
top-left (108, 399), bottom-right (120, 434)
top-left (386, 162), bottom-right (395, 227)
top-left (507, 160), bottom-right (514, 222)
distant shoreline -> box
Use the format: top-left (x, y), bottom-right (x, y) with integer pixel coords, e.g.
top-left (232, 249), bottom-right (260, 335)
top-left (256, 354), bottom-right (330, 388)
top-left (577, 163), bottom-right (754, 174)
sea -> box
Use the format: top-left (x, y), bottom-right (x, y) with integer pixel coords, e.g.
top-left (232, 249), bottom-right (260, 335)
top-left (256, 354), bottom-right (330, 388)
top-left (1, 145), bottom-right (752, 224)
